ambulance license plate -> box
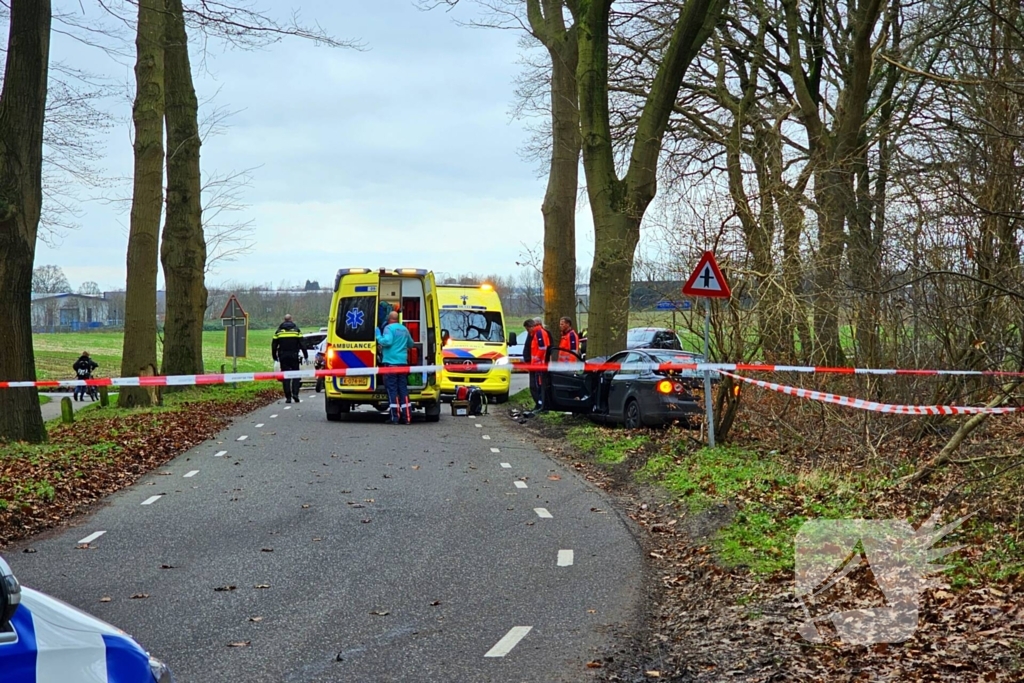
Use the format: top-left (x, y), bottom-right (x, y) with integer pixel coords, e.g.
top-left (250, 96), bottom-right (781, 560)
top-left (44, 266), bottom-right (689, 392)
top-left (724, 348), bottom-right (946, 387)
top-left (341, 377), bottom-right (369, 386)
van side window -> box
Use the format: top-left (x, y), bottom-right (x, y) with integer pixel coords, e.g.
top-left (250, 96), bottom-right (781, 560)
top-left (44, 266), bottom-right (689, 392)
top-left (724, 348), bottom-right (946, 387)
top-left (336, 296), bottom-right (376, 342)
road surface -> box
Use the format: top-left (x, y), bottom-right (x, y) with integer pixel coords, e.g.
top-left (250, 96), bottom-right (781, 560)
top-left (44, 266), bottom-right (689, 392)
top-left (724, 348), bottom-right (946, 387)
top-left (10, 389), bottom-right (643, 682)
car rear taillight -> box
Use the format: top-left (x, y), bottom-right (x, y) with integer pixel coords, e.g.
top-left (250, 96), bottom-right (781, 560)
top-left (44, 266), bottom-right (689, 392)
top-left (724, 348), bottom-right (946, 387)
top-left (656, 380), bottom-right (673, 394)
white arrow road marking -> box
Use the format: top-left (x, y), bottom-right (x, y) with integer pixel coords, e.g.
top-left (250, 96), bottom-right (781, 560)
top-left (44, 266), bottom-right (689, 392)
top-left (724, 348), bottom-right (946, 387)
top-left (77, 531), bottom-right (105, 545)
top-left (557, 549), bottom-right (574, 567)
top-left (255, 423), bottom-right (264, 428)
top-left (184, 470), bottom-right (199, 478)
top-left (500, 463), bottom-right (511, 468)
top-left (514, 481), bottom-right (528, 489)
top-left (490, 448), bottom-right (500, 453)
top-left (141, 495), bottom-right (163, 506)
top-left (236, 435), bottom-right (248, 441)
top-left (484, 626), bottom-right (532, 658)
top-left (534, 508), bottom-right (552, 518)
top-left (214, 450), bottom-right (227, 457)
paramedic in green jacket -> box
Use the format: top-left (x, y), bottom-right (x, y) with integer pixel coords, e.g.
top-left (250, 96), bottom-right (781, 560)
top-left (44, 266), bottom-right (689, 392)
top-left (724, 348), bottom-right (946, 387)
top-left (375, 311), bottom-right (414, 424)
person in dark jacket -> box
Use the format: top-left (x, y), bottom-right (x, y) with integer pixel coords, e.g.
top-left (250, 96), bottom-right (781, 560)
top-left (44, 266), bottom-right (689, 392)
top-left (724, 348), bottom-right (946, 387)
top-left (272, 315), bottom-right (308, 403)
top-left (72, 352), bottom-right (98, 401)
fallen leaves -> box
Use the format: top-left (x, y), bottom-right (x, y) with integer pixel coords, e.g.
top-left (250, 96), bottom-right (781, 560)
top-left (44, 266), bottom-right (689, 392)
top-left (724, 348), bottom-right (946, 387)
top-left (227, 641), bottom-right (251, 648)
top-left (130, 593), bottom-right (149, 600)
top-left (254, 584), bottom-right (271, 590)
top-left (214, 585), bottom-right (237, 592)
top-left (369, 609), bottom-right (390, 616)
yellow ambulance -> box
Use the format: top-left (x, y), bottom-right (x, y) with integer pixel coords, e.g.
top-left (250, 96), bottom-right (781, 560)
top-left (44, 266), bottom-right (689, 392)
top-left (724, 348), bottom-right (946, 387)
top-left (438, 284), bottom-right (513, 403)
top-left (323, 268), bottom-right (443, 422)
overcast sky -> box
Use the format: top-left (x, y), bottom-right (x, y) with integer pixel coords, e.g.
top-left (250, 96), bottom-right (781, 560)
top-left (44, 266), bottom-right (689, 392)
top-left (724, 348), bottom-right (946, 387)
top-left (35, 0), bottom-right (597, 292)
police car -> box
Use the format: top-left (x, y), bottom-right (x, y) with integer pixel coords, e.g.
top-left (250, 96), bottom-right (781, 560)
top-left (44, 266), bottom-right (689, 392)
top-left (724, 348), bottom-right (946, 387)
top-left (1, 556), bottom-right (173, 682)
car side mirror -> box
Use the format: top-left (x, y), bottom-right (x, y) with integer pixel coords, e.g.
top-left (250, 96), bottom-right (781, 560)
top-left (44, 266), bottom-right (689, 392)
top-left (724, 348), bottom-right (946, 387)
top-left (508, 332), bottom-right (517, 346)
top-left (0, 557), bottom-right (21, 632)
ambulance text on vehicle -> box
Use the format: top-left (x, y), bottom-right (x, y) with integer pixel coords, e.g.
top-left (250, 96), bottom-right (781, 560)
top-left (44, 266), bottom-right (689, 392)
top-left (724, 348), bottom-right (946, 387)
top-left (324, 268), bottom-right (443, 422)
top-left (438, 284), bottom-right (512, 403)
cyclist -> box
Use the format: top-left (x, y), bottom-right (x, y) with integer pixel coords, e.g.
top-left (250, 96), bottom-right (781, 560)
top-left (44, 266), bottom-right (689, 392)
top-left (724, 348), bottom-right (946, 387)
top-left (72, 352), bottom-right (99, 401)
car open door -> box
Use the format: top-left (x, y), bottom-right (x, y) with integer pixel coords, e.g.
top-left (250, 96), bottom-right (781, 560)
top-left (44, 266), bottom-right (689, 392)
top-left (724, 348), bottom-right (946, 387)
top-left (543, 348), bottom-right (596, 413)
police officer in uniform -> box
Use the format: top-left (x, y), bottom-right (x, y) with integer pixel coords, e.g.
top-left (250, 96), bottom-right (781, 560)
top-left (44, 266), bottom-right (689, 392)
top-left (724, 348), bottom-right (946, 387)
top-left (272, 314), bottom-right (308, 403)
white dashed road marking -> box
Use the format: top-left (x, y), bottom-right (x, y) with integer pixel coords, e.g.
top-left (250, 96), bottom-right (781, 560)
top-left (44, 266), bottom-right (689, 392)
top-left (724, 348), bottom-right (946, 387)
top-left (77, 531), bottom-right (105, 545)
top-left (534, 508), bottom-right (552, 519)
top-left (490, 448), bottom-right (500, 453)
top-left (270, 414), bottom-right (278, 419)
top-left (236, 435), bottom-right (248, 441)
top-left (514, 481), bottom-right (528, 489)
top-left (184, 470), bottom-right (199, 478)
top-left (557, 549), bottom-right (574, 567)
top-left (284, 406), bottom-right (291, 410)
top-left (141, 495), bottom-right (163, 506)
top-left (214, 450), bottom-right (227, 457)
top-left (484, 626), bottom-right (532, 658)
top-left (500, 463), bottom-right (511, 468)
top-left (475, 424), bottom-right (482, 428)
top-left (482, 435), bottom-right (491, 440)
top-left (255, 423), bottom-right (265, 428)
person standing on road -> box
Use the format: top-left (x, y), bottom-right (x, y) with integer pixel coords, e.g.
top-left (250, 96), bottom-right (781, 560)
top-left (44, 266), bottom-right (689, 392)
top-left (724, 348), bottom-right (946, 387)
top-left (72, 351), bottom-right (98, 401)
top-left (272, 315), bottom-right (308, 403)
top-left (528, 318), bottom-right (551, 411)
top-left (557, 316), bottom-right (580, 362)
top-left (376, 311), bottom-right (414, 424)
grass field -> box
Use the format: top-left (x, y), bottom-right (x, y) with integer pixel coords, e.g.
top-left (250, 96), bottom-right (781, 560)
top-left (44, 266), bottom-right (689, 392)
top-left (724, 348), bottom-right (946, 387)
top-left (33, 330), bottom-right (279, 380)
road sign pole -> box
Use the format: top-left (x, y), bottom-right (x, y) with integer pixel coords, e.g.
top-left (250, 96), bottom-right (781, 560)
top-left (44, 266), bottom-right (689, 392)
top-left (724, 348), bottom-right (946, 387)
top-left (703, 297), bottom-right (715, 448)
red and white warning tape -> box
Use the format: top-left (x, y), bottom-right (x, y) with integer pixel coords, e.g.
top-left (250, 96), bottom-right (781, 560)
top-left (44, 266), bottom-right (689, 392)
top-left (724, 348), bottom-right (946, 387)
top-left (3, 360), bottom-right (1022, 391)
top-left (722, 371), bottom-right (1022, 415)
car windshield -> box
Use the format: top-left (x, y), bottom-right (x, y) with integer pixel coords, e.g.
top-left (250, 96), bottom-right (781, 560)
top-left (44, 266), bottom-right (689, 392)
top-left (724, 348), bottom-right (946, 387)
top-left (440, 310), bottom-right (505, 342)
top-left (627, 329), bottom-right (656, 343)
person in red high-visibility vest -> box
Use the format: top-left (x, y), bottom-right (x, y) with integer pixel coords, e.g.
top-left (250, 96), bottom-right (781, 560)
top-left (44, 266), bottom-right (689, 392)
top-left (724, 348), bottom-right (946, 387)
top-left (557, 317), bottom-right (580, 362)
top-left (527, 318), bottom-right (551, 411)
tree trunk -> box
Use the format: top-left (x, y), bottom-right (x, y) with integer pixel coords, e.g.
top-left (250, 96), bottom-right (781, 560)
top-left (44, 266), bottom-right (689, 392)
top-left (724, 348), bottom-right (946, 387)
top-left (0, 0), bottom-right (51, 444)
top-left (528, 0), bottom-right (581, 343)
top-left (120, 0), bottom-right (165, 408)
top-left (575, 0), bottom-right (727, 357)
top-left (161, 0), bottom-right (208, 376)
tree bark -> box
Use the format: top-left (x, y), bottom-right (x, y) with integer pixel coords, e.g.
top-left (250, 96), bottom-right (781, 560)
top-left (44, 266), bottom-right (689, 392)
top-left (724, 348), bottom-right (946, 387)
top-left (161, 0), bottom-right (208, 376)
top-left (120, 0), bottom-right (166, 408)
top-left (528, 0), bottom-right (581, 342)
top-left (0, 0), bottom-right (51, 443)
top-left (575, 0), bottom-right (728, 357)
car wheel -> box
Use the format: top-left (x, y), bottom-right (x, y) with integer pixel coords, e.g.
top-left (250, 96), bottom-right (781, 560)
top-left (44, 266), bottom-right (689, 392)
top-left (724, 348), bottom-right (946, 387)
top-left (425, 402), bottom-right (441, 422)
top-left (624, 399), bottom-right (643, 429)
top-left (315, 378), bottom-right (324, 393)
top-left (494, 392), bottom-right (509, 404)
top-left (326, 399), bottom-right (344, 422)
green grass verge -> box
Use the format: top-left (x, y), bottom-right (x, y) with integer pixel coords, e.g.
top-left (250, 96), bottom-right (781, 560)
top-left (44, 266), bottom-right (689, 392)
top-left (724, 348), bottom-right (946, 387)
top-left (32, 329), bottom-right (280, 381)
top-left (566, 423), bottom-right (650, 465)
top-left (38, 395), bottom-right (50, 406)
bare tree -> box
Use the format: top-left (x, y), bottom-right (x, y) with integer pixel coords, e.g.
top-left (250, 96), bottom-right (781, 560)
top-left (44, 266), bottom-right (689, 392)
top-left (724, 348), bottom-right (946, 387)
top-left (0, 0), bottom-right (51, 443)
top-left (78, 281), bottom-right (102, 295)
top-left (120, 0), bottom-right (165, 408)
top-left (574, 0), bottom-right (728, 357)
top-left (32, 264), bottom-right (71, 293)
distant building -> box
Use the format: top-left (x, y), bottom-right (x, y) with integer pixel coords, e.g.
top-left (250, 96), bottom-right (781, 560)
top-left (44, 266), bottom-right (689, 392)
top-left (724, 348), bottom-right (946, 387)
top-left (31, 293), bottom-right (111, 333)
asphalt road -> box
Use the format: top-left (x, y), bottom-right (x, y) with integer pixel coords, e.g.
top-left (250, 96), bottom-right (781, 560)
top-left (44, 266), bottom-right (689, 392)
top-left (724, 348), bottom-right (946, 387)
top-left (10, 387), bottom-right (644, 682)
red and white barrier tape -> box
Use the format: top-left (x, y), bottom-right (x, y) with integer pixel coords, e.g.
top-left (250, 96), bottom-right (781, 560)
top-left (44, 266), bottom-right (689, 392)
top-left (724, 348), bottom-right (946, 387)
top-left (3, 359), bottom-right (1023, 391)
top-left (722, 371), bottom-right (1022, 415)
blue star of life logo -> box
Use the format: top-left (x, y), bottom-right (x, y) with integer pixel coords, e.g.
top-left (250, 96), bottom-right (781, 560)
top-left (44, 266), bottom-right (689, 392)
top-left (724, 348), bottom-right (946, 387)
top-left (345, 308), bottom-right (365, 329)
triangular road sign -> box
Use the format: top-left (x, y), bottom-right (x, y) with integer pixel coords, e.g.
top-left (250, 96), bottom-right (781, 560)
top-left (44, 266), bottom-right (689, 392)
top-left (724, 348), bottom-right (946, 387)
top-left (682, 251), bottom-right (731, 299)
top-left (219, 294), bottom-right (247, 320)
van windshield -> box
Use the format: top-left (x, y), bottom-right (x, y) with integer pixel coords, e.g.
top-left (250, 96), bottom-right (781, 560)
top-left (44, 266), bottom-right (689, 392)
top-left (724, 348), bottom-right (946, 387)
top-left (440, 310), bottom-right (505, 342)
top-left (336, 296), bottom-right (377, 342)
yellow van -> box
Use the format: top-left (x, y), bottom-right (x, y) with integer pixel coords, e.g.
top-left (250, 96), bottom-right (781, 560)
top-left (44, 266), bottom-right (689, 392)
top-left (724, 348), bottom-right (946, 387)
top-left (438, 284), bottom-right (512, 403)
top-left (324, 268), bottom-right (443, 422)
